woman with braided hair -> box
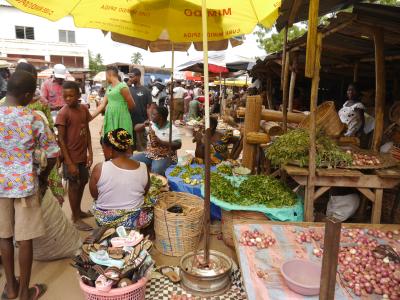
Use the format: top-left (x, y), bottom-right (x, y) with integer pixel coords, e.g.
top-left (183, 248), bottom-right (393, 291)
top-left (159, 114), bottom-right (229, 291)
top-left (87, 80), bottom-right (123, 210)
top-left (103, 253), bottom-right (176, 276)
top-left (89, 128), bottom-right (152, 229)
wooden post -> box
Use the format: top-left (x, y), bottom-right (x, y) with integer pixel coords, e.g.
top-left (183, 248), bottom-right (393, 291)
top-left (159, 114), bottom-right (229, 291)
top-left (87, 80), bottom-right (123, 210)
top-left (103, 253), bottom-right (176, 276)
top-left (288, 52), bottom-right (299, 112)
top-left (371, 28), bottom-right (386, 152)
top-left (281, 25), bottom-right (289, 89)
top-left (282, 53), bottom-right (290, 132)
top-left (305, 32), bottom-right (323, 222)
top-left (319, 217), bottom-right (342, 300)
top-left (266, 77), bottom-right (273, 109)
top-left (353, 61), bottom-right (359, 83)
top-left (305, 0), bottom-right (320, 78)
top-left (242, 95), bottom-right (263, 171)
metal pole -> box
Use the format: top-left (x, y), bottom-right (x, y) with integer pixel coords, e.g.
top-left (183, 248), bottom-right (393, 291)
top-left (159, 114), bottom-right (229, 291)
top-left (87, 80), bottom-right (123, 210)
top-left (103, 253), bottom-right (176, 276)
top-left (202, 0), bottom-right (211, 265)
top-left (169, 44), bottom-right (174, 145)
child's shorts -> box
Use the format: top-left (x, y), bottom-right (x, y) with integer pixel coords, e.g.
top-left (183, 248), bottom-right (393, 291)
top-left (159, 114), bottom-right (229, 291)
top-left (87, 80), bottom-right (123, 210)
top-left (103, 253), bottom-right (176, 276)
top-left (63, 163), bottom-right (89, 183)
top-left (0, 194), bottom-right (45, 241)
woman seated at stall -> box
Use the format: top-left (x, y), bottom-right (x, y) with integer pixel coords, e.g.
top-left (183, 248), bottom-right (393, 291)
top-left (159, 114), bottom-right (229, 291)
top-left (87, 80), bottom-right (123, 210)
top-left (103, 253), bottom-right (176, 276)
top-left (339, 83), bottom-right (365, 137)
top-left (132, 106), bottom-right (182, 175)
top-left (89, 128), bottom-right (152, 229)
top-left (194, 116), bottom-right (237, 165)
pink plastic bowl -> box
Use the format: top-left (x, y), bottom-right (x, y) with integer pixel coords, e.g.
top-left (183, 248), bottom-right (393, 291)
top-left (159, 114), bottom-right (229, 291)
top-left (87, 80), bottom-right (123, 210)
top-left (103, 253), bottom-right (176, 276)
top-left (280, 259), bottom-right (322, 296)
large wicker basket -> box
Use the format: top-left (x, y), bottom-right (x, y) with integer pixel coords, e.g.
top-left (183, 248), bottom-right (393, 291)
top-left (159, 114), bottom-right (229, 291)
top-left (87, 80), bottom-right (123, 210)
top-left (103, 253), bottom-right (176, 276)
top-left (221, 209), bottom-right (269, 248)
top-left (299, 101), bottom-right (345, 137)
top-left (154, 192), bottom-right (204, 257)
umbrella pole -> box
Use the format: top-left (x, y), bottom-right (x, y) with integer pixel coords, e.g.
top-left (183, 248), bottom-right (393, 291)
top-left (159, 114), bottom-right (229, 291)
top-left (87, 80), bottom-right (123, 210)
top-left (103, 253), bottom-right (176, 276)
top-left (202, 0), bottom-right (211, 265)
top-left (219, 72), bottom-right (222, 117)
top-left (169, 44), bottom-right (175, 145)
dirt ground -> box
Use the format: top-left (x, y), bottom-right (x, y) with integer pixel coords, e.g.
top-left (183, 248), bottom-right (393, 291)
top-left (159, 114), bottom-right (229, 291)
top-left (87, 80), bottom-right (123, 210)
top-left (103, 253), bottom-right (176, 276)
top-left (0, 113), bottom-right (235, 300)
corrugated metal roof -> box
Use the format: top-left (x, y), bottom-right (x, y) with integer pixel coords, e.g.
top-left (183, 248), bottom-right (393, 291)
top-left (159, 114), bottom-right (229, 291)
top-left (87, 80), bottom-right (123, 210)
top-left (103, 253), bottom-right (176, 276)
top-left (276, 0), bottom-right (364, 31)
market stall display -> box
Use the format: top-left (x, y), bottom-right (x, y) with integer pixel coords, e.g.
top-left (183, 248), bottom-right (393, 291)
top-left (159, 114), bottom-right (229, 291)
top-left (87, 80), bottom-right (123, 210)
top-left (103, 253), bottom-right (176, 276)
top-left (73, 226), bottom-right (153, 299)
top-left (206, 173), bottom-right (303, 222)
top-left (233, 222), bottom-right (400, 300)
top-left (265, 129), bottom-right (352, 168)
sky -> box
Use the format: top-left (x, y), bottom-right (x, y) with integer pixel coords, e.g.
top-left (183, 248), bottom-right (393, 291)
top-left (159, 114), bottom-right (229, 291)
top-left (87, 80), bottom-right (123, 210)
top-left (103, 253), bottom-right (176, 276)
top-left (86, 30), bottom-right (267, 70)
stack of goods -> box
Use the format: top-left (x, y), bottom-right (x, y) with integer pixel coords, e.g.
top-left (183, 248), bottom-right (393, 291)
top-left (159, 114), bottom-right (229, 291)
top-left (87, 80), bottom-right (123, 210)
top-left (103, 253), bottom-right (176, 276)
top-left (210, 173), bottom-right (297, 208)
top-left (72, 226), bottom-right (153, 296)
top-left (265, 129), bottom-right (352, 168)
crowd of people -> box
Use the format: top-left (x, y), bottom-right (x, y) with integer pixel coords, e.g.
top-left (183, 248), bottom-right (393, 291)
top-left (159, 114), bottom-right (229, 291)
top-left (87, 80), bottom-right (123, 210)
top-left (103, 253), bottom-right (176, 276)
top-left (0, 59), bottom-right (243, 299)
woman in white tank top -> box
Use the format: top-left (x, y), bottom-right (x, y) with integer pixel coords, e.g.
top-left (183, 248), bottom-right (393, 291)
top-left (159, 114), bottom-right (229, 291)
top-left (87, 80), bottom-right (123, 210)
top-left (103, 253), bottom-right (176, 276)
top-left (89, 128), bottom-right (152, 229)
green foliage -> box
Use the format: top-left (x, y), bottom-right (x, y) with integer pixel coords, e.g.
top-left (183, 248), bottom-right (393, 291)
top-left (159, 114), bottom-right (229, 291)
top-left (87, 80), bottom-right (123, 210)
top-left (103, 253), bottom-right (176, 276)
top-left (255, 25), bottom-right (306, 53)
top-left (255, 0), bottom-right (398, 54)
top-left (131, 52), bottom-right (143, 65)
top-left (88, 50), bottom-right (105, 76)
top-left (375, 0), bottom-right (399, 5)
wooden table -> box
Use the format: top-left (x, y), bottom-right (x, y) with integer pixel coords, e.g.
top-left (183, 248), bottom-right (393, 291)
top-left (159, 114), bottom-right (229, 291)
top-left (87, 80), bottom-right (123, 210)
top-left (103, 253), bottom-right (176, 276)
top-left (232, 220), bottom-right (400, 300)
top-left (283, 165), bottom-right (400, 223)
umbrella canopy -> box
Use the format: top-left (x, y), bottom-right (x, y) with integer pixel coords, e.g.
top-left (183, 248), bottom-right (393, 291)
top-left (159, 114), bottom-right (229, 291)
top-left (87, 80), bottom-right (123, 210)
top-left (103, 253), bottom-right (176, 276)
top-left (110, 32), bottom-right (244, 52)
top-left (38, 68), bottom-right (75, 81)
top-left (7, 0), bottom-right (280, 42)
top-left (93, 71), bottom-right (106, 82)
top-left (178, 52), bottom-right (256, 72)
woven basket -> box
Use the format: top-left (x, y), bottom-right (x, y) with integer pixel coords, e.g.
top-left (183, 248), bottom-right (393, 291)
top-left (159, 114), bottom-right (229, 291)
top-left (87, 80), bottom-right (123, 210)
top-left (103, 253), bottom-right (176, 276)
top-left (221, 209), bottom-right (269, 248)
top-left (154, 192), bottom-right (204, 257)
top-left (299, 101), bottom-right (345, 137)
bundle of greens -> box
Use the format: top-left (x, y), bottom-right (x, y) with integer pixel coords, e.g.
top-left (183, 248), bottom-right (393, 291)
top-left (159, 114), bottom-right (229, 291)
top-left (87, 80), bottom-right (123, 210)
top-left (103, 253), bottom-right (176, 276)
top-left (216, 164), bottom-right (233, 176)
top-left (239, 176), bottom-right (297, 207)
top-left (210, 173), bottom-right (297, 208)
top-left (145, 175), bottom-right (164, 205)
top-left (169, 165), bottom-right (203, 179)
top-left (265, 129), bottom-right (352, 168)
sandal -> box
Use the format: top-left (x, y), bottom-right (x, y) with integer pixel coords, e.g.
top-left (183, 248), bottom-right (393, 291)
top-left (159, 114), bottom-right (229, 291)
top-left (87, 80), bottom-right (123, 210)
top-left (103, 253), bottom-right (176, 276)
top-left (28, 284), bottom-right (47, 300)
top-left (1, 278), bottom-right (19, 300)
top-left (74, 220), bottom-right (93, 232)
top-left (99, 228), bottom-right (116, 242)
top-left (84, 226), bottom-right (109, 244)
top-left (156, 266), bottom-right (181, 283)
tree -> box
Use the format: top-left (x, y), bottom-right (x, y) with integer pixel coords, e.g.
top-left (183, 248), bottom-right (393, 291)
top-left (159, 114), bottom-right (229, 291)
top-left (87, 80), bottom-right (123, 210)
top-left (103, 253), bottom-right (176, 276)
top-left (88, 50), bottom-right (105, 75)
top-left (255, 25), bottom-right (306, 53)
top-left (255, 0), bottom-right (398, 54)
top-left (131, 52), bottom-right (143, 65)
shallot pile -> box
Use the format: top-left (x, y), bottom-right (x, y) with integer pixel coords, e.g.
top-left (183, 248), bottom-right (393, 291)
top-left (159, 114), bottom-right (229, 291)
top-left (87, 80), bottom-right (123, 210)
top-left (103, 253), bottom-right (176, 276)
top-left (347, 150), bottom-right (382, 167)
top-left (339, 229), bottom-right (400, 299)
top-left (294, 229), bottom-right (323, 244)
top-left (239, 230), bottom-right (276, 249)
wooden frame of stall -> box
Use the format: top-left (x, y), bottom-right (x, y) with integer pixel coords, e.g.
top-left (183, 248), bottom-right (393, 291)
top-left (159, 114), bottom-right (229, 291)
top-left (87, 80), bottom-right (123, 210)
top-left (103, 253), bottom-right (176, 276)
top-left (241, 2), bottom-right (400, 218)
top-left (239, 1), bottom-right (400, 297)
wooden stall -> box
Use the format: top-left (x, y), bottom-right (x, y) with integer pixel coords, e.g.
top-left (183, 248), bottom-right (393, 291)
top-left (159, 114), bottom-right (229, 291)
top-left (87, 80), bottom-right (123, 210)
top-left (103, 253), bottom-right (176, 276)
top-left (242, 2), bottom-right (400, 222)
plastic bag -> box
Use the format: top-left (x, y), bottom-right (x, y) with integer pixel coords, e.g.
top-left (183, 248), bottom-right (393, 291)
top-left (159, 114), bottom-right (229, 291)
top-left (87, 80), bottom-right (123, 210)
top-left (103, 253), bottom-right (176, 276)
top-left (326, 193), bottom-right (360, 221)
top-left (33, 190), bottom-right (82, 261)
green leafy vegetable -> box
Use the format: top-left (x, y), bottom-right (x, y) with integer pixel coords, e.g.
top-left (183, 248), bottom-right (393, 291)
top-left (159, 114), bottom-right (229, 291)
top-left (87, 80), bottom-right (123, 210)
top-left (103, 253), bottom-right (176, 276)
top-left (210, 174), bottom-right (297, 208)
top-left (265, 129), bottom-right (352, 168)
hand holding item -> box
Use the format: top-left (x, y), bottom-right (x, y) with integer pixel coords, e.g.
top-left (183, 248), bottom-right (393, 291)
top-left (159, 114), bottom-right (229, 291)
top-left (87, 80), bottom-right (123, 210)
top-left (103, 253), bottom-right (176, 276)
top-left (67, 163), bottom-right (79, 178)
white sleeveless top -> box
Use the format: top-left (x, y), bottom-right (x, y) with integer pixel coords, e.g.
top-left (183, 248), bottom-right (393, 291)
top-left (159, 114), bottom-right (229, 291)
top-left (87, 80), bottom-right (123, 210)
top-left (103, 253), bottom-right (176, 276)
top-left (96, 161), bottom-right (148, 210)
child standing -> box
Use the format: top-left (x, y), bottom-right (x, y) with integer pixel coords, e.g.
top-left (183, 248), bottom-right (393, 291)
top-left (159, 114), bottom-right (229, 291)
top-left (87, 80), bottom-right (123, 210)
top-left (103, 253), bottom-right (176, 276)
top-left (0, 71), bottom-right (59, 300)
top-left (56, 81), bottom-right (93, 231)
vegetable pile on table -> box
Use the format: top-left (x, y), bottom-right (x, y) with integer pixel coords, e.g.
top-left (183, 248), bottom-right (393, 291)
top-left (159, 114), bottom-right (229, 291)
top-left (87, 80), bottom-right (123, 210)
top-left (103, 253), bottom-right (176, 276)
top-left (265, 129), bottom-right (352, 168)
top-left (210, 173), bottom-right (297, 208)
top-left (347, 150), bottom-right (382, 167)
top-left (169, 165), bottom-right (204, 185)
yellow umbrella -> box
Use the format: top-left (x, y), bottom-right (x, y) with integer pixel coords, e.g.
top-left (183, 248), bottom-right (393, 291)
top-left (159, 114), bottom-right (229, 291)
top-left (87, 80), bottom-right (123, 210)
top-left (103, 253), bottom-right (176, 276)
top-left (7, 0), bottom-right (280, 42)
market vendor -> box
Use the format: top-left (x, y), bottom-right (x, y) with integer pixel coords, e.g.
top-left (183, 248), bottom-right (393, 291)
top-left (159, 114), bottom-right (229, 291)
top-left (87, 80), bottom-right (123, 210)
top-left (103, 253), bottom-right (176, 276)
top-left (132, 106), bottom-right (182, 175)
top-left (89, 128), bottom-right (152, 229)
top-left (339, 83), bottom-right (365, 137)
top-left (194, 116), bottom-right (236, 165)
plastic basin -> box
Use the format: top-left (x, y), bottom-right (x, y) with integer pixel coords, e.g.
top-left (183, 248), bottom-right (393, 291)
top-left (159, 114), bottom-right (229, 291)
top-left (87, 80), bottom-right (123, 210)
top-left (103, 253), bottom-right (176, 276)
top-left (280, 259), bottom-right (321, 296)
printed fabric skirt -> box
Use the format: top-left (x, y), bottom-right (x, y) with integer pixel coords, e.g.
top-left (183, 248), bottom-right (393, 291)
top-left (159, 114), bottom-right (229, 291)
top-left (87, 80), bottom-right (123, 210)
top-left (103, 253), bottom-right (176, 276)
top-left (93, 205), bottom-right (153, 230)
